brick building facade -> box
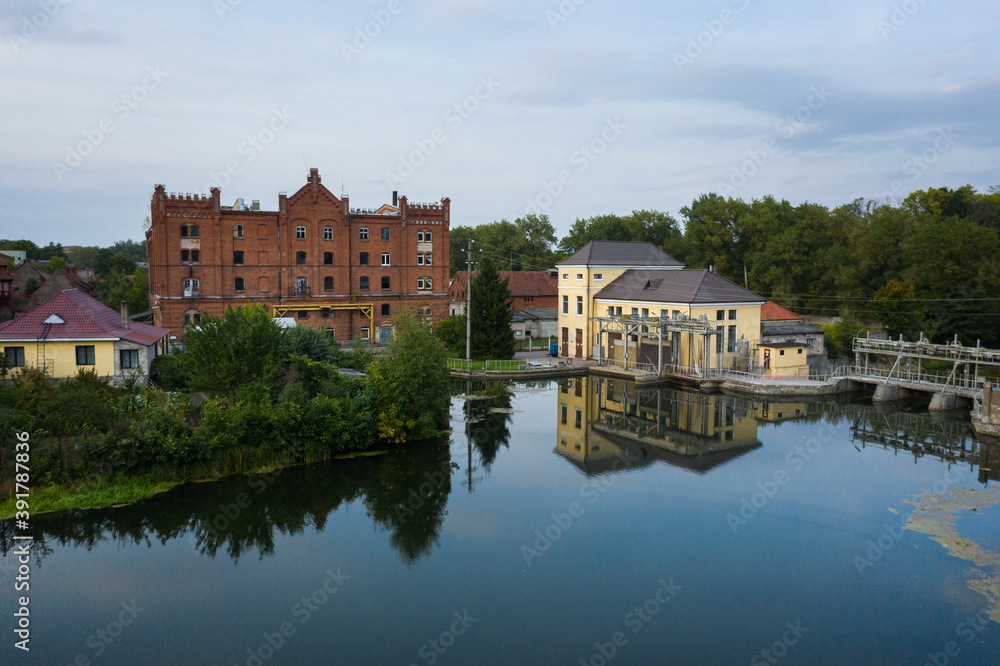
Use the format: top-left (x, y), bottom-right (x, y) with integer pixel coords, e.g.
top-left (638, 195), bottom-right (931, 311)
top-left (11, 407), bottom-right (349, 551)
top-left (147, 169), bottom-right (450, 342)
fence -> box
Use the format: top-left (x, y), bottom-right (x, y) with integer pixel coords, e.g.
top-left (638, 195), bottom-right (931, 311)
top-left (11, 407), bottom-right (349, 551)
top-left (447, 358), bottom-right (584, 373)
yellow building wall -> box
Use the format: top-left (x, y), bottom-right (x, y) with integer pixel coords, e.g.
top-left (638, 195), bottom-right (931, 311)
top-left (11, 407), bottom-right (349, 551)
top-left (758, 345), bottom-right (809, 378)
top-left (590, 299), bottom-right (762, 370)
top-left (3, 340), bottom-right (117, 378)
top-left (556, 267), bottom-right (629, 358)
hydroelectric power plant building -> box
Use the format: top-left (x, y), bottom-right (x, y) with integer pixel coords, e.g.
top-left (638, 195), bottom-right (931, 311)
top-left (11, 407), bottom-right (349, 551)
top-left (146, 169), bottom-right (451, 343)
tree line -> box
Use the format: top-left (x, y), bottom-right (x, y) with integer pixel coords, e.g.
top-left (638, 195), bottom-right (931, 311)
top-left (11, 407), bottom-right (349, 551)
top-left (449, 186), bottom-right (1000, 347)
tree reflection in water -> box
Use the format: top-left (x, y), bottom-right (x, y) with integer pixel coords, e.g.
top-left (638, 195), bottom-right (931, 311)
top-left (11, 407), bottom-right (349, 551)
top-left (0, 437), bottom-right (453, 568)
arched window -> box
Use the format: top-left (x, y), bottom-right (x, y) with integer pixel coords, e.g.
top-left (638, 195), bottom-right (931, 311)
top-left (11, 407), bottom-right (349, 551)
top-left (183, 309), bottom-right (201, 327)
top-left (190, 225), bottom-right (199, 238)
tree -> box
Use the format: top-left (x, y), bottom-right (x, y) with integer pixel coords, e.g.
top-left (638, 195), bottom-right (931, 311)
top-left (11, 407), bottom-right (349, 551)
top-left (370, 310), bottom-right (451, 442)
top-left (47, 256), bottom-right (69, 271)
top-left (448, 226), bottom-right (479, 278)
top-left (182, 304), bottom-right (284, 393)
top-left (66, 246), bottom-right (101, 269)
top-left (469, 257), bottom-right (514, 360)
top-left (869, 280), bottom-right (920, 340)
top-left (435, 315), bottom-right (467, 352)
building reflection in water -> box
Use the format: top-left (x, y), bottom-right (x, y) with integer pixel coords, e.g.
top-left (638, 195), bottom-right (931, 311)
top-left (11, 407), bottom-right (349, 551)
top-left (554, 376), bottom-right (773, 475)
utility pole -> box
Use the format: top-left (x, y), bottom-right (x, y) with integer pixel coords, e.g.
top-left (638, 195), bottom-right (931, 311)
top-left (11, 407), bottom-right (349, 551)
top-left (466, 239), bottom-right (473, 361)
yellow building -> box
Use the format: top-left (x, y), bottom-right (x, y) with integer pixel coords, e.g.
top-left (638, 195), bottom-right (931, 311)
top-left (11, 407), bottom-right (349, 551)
top-left (758, 341), bottom-right (809, 379)
top-left (556, 241), bottom-right (765, 373)
top-left (0, 289), bottom-right (169, 381)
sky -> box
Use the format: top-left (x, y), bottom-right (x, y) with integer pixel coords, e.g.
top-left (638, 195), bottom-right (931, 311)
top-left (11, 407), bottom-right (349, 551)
top-left (1, 0), bottom-right (997, 247)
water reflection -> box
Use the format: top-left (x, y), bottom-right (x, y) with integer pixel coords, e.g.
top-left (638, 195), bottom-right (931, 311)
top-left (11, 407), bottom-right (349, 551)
top-left (555, 376), bottom-right (998, 482)
top-left (0, 438), bottom-right (453, 567)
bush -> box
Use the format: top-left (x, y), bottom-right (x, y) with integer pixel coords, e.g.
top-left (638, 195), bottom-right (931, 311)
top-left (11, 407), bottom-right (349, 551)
top-left (435, 315), bottom-right (466, 352)
top-left (281, 325), bottom-right (334, 362)
top-left (182, 304), bottom-right (284, 393)
top-left (151, 353), bottom-right (192, 391)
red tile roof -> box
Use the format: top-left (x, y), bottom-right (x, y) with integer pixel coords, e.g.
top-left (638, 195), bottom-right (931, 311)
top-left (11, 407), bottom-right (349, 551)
top-left (761, 301), bottom-right (803, 322)
top-left (0, 289), bottom-right (168, 345)
top-left (451, 271), bottom-right (557, 297)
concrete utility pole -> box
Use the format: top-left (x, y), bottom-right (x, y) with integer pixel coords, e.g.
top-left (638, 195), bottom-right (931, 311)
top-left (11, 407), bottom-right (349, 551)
top-left (466, 239), bottom-right (474, 361)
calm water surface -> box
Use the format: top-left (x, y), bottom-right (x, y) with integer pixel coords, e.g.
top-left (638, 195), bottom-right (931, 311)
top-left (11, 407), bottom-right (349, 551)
top-left (3, 378), bottom-right (1000, 665)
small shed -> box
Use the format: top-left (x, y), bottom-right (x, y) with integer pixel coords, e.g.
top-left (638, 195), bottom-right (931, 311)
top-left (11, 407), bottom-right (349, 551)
top-left (758, 341), bottom-right (809, 379)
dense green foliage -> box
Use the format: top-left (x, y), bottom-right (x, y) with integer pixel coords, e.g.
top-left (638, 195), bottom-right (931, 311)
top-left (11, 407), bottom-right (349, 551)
top-left (469, 258), bottom-right (515, 360)
top-left (0, 309), bottom-right (451, 511)
top-left (435, 315), bottom-right (467, 353)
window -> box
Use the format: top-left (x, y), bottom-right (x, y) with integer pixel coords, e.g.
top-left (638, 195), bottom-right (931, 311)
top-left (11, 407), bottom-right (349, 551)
top-left (642, 308), bottom-right (649, 318)
top-left (417, 279), bottom-right (425, 290)
top-left (234, 251), bottom-right (244, 265)
top-left (181, 250), bottom-right (189, 263)
top-left (120, 349), bottom-right (139, 370)
top-left (631, 307), bottom-right (639, 316)
top-left (5, 347), bottom-right (24, 367)
top-left (75, 345), bottom-right (95, 365)
top-left (717, 310), bottom-right (725, 320)
top-left (424, 253), bottom-right (431, 265)
top-left (360, 276), bottom-right (369, 291)
top-left (574, 408), bottom-right (582, 429)
top-left (576, 274), bottom-right (583, 281)
top-left (324, 252), bottom-right (333, 265)
top-left (191, 250), bottom-right (199, 263)
top-left (594, 273), bottom-right (603, 281)
top-left (233, 224), bottom-right (243, 239)
top-left (417, 278), bottom-right (431, 290)
top-left (296, 226), bottom-right (306, 240)
top-left (359, 227), bottom-right (368, 240)
top-left (562, 295), bottom-right (568, 315)
top-left (380, 227), bottom-right (390, 241)
top-left (381, 304), bottom-right (390, 317)
top-left (424, 231), bottom-right (431, 242)
top-left (576, 296), bottom-right (583, 315)
top-left (183, 310), bottom-right (201, 326)
top-left (729, 309), bottom-right (737, 320)
top-left (180, 225), bottom-right (188, 238)
top-left (417, 253), bottom-right (424, 265)
top-left (190, 225), bottom-right (199, 238)
top-left (728, 325), bottom-right (737, 353)
top-left (561, 404), bottom-right (567, 424)
top-left (234, 277), bottom-right (245, 292)
top-left (381, 253), bottom-right (390, 266)
top-left (798, 348), bottom-right (803, 354)
top-left (381, 276), bottom-right (390, 290)
top-left (295, 277), bottom-right (308, 295)
top-left (183, 279), bottom-right (199, 297)
top-left (562, 273), bottom-right (568, 280)
top-left (296, 251), bottom-right (306, 265)
top-left (324, 276), bottom-right (334, 290)
top-left (359, 252), bottom-right (368, 265)
top-left (323, 226), bottom-right (333, 240)
top-left (779, 349), bottom-right (785, 356)
top-left (360, 327), bottom-right (370, 340)
top-left (417, 231), bottom-right (424, 242)
top-left (298, 310), bottom-right (308, 320)
top-left (716, 326), bottom-right (724, 353)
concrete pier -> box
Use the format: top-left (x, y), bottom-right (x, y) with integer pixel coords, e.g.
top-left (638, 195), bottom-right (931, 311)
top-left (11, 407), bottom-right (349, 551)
top-left (928, 392), bottom-right (971, 411)
top-left (872, 383), bottom-right (914, 402)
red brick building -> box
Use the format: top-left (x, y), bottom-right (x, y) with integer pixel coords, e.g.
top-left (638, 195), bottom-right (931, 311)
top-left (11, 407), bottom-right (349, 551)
top-left (147, 169), bottom-right (451, 343)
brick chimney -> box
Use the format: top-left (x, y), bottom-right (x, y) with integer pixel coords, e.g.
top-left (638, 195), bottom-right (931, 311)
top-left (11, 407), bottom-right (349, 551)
top-left (120, 300), bottom-right (129, 329)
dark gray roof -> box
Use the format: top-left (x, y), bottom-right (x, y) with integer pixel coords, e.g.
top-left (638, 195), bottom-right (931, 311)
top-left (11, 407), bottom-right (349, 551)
top-left (595, 269), bottom-right (764, 305)
top-left (762, 322), bottom-right (824, 336)
top-left (556, 241), bottom-right (684, 268)
top-left (511, 307), bottom-right (557, 322)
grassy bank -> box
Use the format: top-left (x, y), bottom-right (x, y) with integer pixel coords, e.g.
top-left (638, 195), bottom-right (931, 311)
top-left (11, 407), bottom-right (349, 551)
top-left (0, 474), bottom-right (180, 517)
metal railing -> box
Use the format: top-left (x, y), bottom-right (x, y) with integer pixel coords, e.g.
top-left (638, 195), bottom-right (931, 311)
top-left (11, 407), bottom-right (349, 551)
top-left (447, 358), bottom-right (582, 373)
top-left (846, 364), bottom-right (985, 391)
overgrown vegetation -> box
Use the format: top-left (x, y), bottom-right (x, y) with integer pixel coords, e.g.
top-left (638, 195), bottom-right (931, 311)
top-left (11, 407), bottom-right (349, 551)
top-left (0, 305), bottom-right (451, 514)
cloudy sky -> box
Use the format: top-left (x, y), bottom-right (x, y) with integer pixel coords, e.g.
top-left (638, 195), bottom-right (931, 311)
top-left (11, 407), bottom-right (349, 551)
top-left (1, 0), bottom-right (997, 247)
